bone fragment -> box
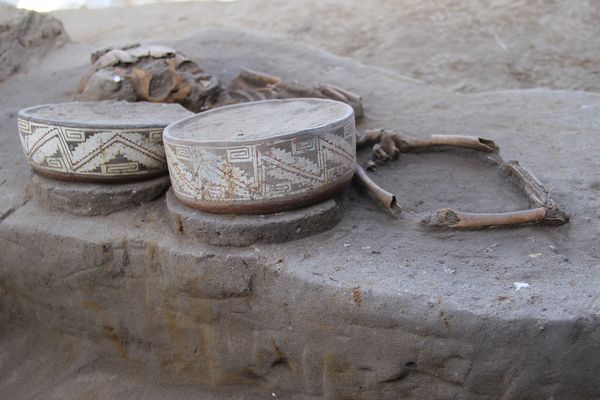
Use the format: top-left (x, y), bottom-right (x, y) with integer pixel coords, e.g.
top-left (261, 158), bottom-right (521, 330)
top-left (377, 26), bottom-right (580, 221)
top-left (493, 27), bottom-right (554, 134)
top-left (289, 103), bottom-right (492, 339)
top-left (354, 162), bottom-right (401, 217)
top-left (90, 42), bottom-right (140, 63)
top-left (372, 143), bottom-right (392, 161)
top-left (77, 44), bottom-right (220, 112)
top-left (427, 208), bottom-right (548, 228)
top-left (422, 159), bottom-right (569, 228)
top-left (356, 129), bottom-right (383, 149)
top-left (238, 67), bottom-right (282, 85)
top-left (317, 84), bottom-right (348, 103)
top-left (125, 45), bottom-right (151, 58)
top-left (380, 132), bottom-right (400, 158)
top-left (131, 67), bottom-right (188, 103)
top-left (499, 160), bottom-right (570, 224)
top-left (317, 84), bottom-right (364, 119)
top-left (94, 49), bottom-right (138, 69)
top-left (391, 132), bottom-right (499, 153)
top-left (148, 45), bottom-right (176, 58)
top-left (218, 68), bottom-right (364, 118)
top-left (323, 84), bottom-right (362, 104)
top-left (359, 129), bottom-right (568, 228)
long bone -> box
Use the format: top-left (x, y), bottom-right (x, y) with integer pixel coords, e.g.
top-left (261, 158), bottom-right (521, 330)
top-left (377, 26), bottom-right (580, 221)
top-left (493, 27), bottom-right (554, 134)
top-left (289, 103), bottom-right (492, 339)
top-left (354, 162), bottom-right (401, 217)
top-left (218, 67), bottom-right (364, 118)
top-left (425, 158), bottom-right (569, 228)
top-left (353, 131), bottom-right (569, 228)
top-left (391, 132), bottom-right (500, 153)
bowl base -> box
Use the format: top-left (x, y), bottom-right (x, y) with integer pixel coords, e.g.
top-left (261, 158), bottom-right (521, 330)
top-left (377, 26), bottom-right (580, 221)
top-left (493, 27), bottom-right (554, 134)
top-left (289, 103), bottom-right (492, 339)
top-left (31, 172), bottom-right (171, 216)
top-left (165, 188), bottom-right (343, 247)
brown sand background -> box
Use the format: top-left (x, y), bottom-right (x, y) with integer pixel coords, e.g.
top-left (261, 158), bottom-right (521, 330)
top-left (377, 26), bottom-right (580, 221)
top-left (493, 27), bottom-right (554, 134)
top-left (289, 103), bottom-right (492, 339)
top-left (51, 0), bottom-right (600, 94)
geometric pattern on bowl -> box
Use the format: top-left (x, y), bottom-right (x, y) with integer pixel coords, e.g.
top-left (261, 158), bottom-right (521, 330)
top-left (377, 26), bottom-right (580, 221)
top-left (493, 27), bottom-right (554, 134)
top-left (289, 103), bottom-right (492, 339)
top-left (163, 99), bottom-right (355, 214)
top-left (18, 101), bottom-right (193, 183)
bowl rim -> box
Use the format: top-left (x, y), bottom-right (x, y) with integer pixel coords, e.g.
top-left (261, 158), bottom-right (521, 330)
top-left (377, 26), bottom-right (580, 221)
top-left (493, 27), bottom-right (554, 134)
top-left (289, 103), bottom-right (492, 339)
top-left (18, 101), bottom-right (193, 131)
top-left (163, 98), bottom-right (355, 146)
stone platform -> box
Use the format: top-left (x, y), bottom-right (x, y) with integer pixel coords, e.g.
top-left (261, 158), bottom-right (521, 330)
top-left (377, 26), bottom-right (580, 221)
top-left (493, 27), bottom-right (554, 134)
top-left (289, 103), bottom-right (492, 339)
top-left (31, 173), bottom-right (172, 216)
top-left (1, 29), bottom-right (599, 399)
top-left (165, 189), bottom-right (343, 247)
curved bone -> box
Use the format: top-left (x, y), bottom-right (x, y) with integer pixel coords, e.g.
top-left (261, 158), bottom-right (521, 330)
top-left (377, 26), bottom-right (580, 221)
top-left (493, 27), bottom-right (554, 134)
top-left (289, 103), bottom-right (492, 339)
top-left (356, 130), bottom-right (568, 228)
top-left (354, 162), bottom-right (401, 217)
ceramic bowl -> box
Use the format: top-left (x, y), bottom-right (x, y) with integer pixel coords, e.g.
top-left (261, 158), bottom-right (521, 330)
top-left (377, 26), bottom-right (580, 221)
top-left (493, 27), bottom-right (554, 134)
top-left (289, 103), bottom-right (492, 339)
top-left (163, 98), bottom-right (356, 214)
top-left (18, 101), bottom-right (193, 182)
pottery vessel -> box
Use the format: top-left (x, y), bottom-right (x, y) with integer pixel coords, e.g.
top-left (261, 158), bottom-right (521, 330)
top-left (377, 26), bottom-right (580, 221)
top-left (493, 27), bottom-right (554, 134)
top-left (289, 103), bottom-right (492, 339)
top-left (163, 98), bottom-right (356, 214)
top-left (18, 101), bottom-right (193, 182)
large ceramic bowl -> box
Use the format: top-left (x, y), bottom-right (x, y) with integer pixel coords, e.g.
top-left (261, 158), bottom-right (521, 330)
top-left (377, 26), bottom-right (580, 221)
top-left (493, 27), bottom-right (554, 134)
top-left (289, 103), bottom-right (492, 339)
top-left (163, 98), bottom-right (356, 214)
top-left (18, 101), bottom-right (193, 183)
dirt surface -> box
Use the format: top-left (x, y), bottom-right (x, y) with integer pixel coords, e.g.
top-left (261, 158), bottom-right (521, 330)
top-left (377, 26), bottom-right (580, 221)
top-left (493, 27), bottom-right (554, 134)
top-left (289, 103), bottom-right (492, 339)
top-left (51, 0), bottom-right (600, 94)
top-left (0, 1), bottom-right (68, 81)
top-left (1, 1), bottom-right (600, 399)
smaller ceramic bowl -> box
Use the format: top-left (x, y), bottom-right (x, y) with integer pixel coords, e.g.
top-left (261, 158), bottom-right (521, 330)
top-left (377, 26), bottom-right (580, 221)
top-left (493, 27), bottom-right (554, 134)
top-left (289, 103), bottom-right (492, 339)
top-left (18, 101), bottom-right (193, 183)
top-left (163, 98), bottom-right (356, 214)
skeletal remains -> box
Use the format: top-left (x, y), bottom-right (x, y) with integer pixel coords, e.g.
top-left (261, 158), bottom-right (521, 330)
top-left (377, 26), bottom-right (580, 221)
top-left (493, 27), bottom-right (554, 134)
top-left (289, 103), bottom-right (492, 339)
top-left (75, 44), bottom-right (568, 228)
top-left (354, 129), bottom-right (570, 228)
top-left (75, 44), bottom-right (363, 117)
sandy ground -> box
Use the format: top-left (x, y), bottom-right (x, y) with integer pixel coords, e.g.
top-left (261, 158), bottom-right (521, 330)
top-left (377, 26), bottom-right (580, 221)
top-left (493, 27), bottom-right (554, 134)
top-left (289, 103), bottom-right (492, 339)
top-left (50, 0), bottom-right (600, 94)
top-left (2, 1), bottom-right (600, 399)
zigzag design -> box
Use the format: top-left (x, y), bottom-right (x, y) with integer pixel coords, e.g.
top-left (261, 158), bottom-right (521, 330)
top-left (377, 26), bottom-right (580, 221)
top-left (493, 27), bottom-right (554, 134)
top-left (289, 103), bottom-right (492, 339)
top-left (165, 145), bottom-right (196, 194)
top-left (68, 134), bottom-right (165, 169)
top-left (24, 124), bottom-right (166, 174)
top-left (263, 146), bottom-right (325, 182)
top-left (322, 139), bottom-right (354, 165)
top-left (167, 128), bottom-right (356, 203)
top-left (319, 135), bottom-right (354, 162)
top-left (23, 124), bottom-right (60, 155)
top-left (19, 121), bottom-right (166, 173)
top-left (75, 141), bottom-right (164, 173)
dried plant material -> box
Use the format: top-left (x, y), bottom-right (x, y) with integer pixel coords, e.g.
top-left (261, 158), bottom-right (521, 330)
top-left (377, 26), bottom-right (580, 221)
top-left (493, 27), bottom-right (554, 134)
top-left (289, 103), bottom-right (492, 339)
top-left (216, 67), bottom-right (364, 119)
top-left (356, 129), bottom-right (383, 148)
top-left (76, 44), bottom-right (221, 112)
top-left (354, 162), bottom-right (401, 217)
top-left (391, 132), bottom-right (499, 153)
